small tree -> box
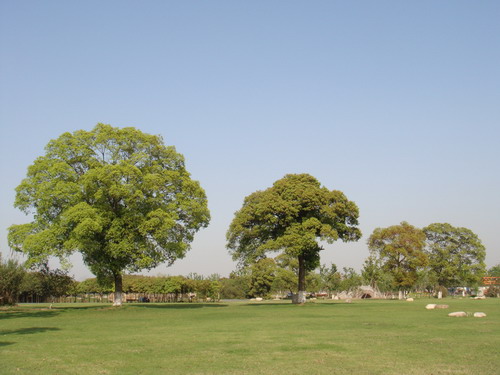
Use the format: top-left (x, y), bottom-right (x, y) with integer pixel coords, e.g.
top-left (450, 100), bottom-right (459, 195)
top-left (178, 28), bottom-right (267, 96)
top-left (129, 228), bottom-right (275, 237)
top-left (247, 258), bottom-right (277, 298)
top-left (227, 174), bottom-right (361, 303)
top-left (0, 256), bottom-right (26, 305)
top-left (9, 124), bottom-right (210, 306)
top-left (361, 256), bottom-right (394, 292)
top-left (319, 263), bottom-right (342, 296)
top-left (339, 267), bottom-right (362, 292)
top-left (219, 276), bottom-right (248, 299)
top-left (488, 264), bottom-right (500, 277)
top-left (367, 222), bottom-right (428, 299)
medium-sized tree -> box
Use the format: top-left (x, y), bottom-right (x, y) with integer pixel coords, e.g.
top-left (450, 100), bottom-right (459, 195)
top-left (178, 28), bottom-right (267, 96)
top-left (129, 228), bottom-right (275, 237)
top-left (227, 173), bottom-right (361, 303)
top-left (367, 221), bottom-right (428, 299)
top-left (423, 223), bottom-right (486, 290)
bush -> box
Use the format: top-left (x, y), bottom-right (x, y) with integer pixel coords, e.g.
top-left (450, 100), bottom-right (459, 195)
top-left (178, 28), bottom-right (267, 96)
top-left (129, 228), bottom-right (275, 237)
top-left (485, 286), bottom-right (500, 298)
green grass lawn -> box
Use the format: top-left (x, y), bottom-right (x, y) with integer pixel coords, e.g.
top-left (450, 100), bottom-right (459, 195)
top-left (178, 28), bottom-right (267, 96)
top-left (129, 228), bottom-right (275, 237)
top-left (1, 298), bottom-right (499, 374)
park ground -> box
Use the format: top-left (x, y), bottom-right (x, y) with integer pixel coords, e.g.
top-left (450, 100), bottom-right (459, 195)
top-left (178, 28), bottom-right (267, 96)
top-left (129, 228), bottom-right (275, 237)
top-left (1, 298), bottom-right (499, 375)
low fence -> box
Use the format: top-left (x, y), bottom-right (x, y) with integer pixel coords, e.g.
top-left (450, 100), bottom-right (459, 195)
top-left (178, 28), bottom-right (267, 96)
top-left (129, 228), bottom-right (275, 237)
top-left (18, 292), bottom-right (215, 304)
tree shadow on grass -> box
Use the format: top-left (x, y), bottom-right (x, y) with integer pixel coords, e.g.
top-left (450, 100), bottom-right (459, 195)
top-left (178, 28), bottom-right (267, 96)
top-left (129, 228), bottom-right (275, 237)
top-left (130, 303), bottom-right (229, 310)
top-left (51, 305), bottom-right (114, 312)
top-left (244, 302), bottom-right (341, 307)
top-left (0, 310), bottom-right (60, 321)
top-left (244, 303), bottom-right (296, 307)
top-left (0, 304), bottom-right (114, 319)
top-left (0, 341), bottom-right (15, 347)
top-left (0, 327), bottom-right (61, 336)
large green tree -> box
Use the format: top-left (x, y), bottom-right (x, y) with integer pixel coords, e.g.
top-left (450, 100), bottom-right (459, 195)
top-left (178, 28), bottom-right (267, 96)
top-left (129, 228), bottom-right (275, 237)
top-left (423, 223), bottom-right (486, 289)
top-left (367, 221), bottom-right (428, 299)
top-left (8, 124), bottom-right (210, 305)
top-left (226, 173), bottom-right (361, 304)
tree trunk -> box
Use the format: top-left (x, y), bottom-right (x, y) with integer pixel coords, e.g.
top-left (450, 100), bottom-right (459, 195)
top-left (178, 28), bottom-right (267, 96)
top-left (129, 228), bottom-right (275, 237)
top-left (398, 290), bottom-right (404, 300)
top-left (293, 256), bottom-right (307, 304)
top-left (437, 290), bottom-right (442, 299)
top-left (113, 273), bottom-right (123, 306)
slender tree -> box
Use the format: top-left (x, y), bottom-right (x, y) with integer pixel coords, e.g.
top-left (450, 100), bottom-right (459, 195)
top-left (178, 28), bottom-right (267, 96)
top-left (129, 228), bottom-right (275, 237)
top-left (227, 173), bottom-right (361, 304)
top-left (8, 124), bottom-right (210, 305)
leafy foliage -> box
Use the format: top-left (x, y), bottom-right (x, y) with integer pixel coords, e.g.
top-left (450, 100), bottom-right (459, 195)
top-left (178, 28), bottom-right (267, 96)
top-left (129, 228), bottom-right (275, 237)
top-left (0, 255), bottom-right (26, 305)
top-left (227, 173), bottom-right (361, 300)
top-left (361, 256), bottom-right (394, 292)
top-left (19, 263), bottom-right (76, 301)
top-left (367, 222), bottom-right (428, 291)
top-left (319, 263), bottom-right (342, 293)
top-left (339, 267), bottom-right (363, 292)
top-left (247, 258), bottom-right (277, 298)
top-left (488, 264), bottom-right (500, 277)
top-left (8, 124), bottom-right (210, 302)
top-left (423, 223), bottom-right (486, 287)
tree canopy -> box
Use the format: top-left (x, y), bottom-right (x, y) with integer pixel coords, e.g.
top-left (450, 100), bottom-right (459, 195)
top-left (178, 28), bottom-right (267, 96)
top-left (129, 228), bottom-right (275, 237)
top-left (423, 223), bottom-right (486, 287)
top-left (226, 173), bottom-right (361, 303)
top-left (8, 124), bottom-right (210, 305)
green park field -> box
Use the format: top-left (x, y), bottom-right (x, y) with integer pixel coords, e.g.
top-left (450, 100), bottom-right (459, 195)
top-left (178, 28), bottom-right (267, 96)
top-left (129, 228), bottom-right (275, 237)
top-left (1, 298), bottom-right (499, 375)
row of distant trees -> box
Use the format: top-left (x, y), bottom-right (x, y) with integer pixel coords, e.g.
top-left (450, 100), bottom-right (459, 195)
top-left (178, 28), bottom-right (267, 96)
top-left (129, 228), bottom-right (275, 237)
top-left (0, 259), bottom-right (223, 305)
top-left (2, 252), bottom-right (499, 305)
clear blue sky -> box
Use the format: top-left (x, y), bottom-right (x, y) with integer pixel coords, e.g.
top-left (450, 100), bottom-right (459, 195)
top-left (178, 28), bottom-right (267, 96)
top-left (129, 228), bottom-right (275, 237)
top-left (1, 1), bottom-right (499, 280)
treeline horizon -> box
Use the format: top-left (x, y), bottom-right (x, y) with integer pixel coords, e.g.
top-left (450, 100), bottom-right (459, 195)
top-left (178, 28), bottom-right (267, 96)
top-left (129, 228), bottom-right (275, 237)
top-left (7, 258), bottom-right (500, 304)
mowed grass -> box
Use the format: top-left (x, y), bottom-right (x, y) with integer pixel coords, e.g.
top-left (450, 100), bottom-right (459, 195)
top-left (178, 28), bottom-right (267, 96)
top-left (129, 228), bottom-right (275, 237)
top-left (1, 298), bottom-right (499, 375)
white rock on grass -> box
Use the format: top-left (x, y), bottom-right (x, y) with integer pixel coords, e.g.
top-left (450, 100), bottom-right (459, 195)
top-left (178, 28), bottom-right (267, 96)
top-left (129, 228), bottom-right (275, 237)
top-left (425, 304), bottom-right (437, 310)
top-left (435, 304), bottom-right (449, 309)
top-left (255, 297), bottom-right (263, 302)
top-left (448, 311), bottom-right (467, 317)
top-left (473, 312), bottom-right (487, 318)
top-left (406, 298), bottom-right (414, 302)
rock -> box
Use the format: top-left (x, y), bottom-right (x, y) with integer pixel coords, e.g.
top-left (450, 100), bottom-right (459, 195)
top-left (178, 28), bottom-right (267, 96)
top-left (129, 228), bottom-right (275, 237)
top-left (473, 312), bottom-right (486, 318)
top-left (406, 298), bottom-right (414, 302)
top-left (425, 304), bottom-right (437, 310)
top-left (474, 296), bottom-right (486, 300)
top-left (255, 297), bottom-right (263, 302)
top-left (448, 311), bottom-right (467, 317)
top-left (435, 304), bottom-right (449, 309)
top-left (345, 298), bottom-right (352, 303)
